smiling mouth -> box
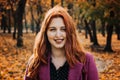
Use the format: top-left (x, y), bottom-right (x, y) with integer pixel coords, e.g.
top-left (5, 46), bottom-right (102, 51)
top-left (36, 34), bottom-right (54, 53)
top-left (54, 39), bottom-right (64, 43)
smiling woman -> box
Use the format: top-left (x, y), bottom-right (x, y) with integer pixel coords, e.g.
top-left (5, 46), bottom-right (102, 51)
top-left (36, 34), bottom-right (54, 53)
top-left (47, 17), bottom-right (66, 49)
top-left (24, 5), bottom-right (99, 80)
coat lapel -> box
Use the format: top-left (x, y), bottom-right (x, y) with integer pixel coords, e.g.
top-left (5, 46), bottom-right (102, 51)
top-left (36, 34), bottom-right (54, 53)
top-left (68, 62), bottom-right (83, 80)
top-left (39, 55), bottom-right (51, 80)
top-left (39, 55), bottom-right (83, 80)
top-left (39, 63), bottom-right (50, 80)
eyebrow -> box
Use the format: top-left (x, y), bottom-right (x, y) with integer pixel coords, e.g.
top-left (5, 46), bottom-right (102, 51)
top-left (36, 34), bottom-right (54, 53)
top-left (48, 26), bottom-right (56, 28)
top-left (61, 26), bottom-right (66, 28)
top-left (49, 26), bottom-right (65, 28)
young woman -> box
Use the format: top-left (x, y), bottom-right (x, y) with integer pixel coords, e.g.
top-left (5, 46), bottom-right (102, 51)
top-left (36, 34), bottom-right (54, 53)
top-left (25, 5), bottom-right (99, 80)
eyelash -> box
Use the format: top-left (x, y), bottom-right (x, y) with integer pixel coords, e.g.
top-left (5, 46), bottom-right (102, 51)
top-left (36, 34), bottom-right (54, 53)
top-left (50, 29), bottom-right (55, 31)
top-left (49, 28), bottom-right (66, 31)
top-left (61, 28), bottom-right (66, 31)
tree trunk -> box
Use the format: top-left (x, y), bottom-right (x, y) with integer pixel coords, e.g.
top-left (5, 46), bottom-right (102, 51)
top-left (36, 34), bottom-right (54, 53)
top-left (91, 20), bottom-right (99, 45)
top-left (10, 0), bottom-right (17, 39)
top-left (104, 24), bottom-right (114, 52)
top-left (101, 21), bottom-right (105, 37)
top-left (30, 5), bottom-right (35, 33)
top-left (16, 0), bottom-right (27, 47)
top-left (84, 19), bottom-right (93, 42)
top-left (85, 26), bottom-right (88, 39)
top-left (67, 3), bottom-right (73, 16)
top-left (61, 0), bottom-right (64, 7)
top-left (36, 22), bottom-right (40, 34)
top-left (51, 0), bottom-right (54, 8)
top-left (31, 20), bottom-right (34, 33)
top-left (7, 9), bottom-right (11, 33)
top-left (7, 0), bottom-right (11, 33)
top-left (24, 13), bottom-right (28, 33)
top-left (115, 24), bottom-right (120, 40)
top-left (13, 13), bottom-right (17, 39)
top-left (1, 14), bottom-right (7, 33)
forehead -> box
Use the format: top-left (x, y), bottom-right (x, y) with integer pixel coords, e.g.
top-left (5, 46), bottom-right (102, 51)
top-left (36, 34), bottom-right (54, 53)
top-left (48, 17), bottom-right (65, 27)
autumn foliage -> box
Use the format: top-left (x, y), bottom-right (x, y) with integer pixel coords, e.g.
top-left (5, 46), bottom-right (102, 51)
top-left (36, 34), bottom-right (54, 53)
top-left (0, 33), bottom-right (120, 80)
top-left (0, 0), bottom-right (120, 80)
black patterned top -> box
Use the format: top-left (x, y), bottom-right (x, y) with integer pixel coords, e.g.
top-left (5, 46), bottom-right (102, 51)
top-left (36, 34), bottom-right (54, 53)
top-left (50, 60), bottom-right (69, 80)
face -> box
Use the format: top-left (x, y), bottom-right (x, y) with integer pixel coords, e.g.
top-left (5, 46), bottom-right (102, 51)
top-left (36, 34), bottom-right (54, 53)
top-left (47, 17), bottom-right (66, 49)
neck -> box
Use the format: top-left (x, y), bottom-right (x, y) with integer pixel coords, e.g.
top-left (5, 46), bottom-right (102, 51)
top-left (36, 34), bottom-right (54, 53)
top-left (51, 47), bottom-right (65, 58)
top-left (51, 47), bottom-right (66, 70)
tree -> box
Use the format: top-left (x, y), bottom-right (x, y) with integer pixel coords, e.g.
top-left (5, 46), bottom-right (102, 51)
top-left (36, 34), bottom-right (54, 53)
top-left (84, 19), bottom-right (93, 42)
top-left (6, 0), bottom-right (11, 33)
top-left (16, 0), bottom-right (27, 47)
top-left (23, 12), bottom-right (28, 33)
top-left (9, 0), bottom-right (18, 39)
top-left (61, 0), bottom-right (64, 7)
top-left (51, 0), bottom-right (54, 7)
top-left (29, 1), bottom-right (35, 33)
top-left (101, 20), bottom-right (105, 37)
top-left (29, 0), bottom-right (43, 34)
top-left (80, 0), bottom-right (99, 46)
top-left (103, 0), bottom-right (120, 52)
top-left (104, 10), bottom-right (114, 52)
top-left (79, 0), bottom-right (120, 52)
top-left (0, 1), bottom-right (8, 33)
top-left (115, 24), bottom-right (120, 40)
top-left (67, 3), bottom-right (73, 16)
top-left (1, 13), bottom-right (7, 33)
top-left (89, 0), bottom-right (99, 46)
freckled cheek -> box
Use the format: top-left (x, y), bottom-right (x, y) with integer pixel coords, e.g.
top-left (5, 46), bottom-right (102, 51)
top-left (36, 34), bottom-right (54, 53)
top-left (63, 32), bottom-right (66, 38)
top-left (47, 32), bottom-right (56, 39)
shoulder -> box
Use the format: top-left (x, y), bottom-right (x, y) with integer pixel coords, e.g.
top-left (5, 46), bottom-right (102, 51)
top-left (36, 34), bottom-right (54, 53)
top-left (84, 52), bottom-right (96, 67)
top-left (85, 52), bottom-right (94, 61)
top-left (84, 53), bottom-right (99, 80)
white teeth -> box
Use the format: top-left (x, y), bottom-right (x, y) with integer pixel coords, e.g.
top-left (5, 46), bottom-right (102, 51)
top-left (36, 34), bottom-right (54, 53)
top-left (55, 39), bottom-right (63, 43)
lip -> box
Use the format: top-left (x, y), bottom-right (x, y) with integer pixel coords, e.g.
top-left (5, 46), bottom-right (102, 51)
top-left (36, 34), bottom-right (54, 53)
top-left (54, 39), bottom-right (64, 43)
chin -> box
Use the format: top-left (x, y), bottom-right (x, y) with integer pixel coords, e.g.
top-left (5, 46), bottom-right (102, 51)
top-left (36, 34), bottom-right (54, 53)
top-left (55, 46), bottom-right (64, 49)
top-left (54, 45), bottom-right (65, 49)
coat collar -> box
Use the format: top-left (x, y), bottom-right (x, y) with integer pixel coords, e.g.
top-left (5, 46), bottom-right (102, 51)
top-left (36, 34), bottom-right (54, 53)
top-left (39, 54), bottom-right (84, 80)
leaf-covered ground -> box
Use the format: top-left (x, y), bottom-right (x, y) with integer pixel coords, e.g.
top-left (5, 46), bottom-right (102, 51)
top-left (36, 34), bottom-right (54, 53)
top-left (79, 33), bottom-right (120, 80)
top-left (0, 33), bottom-right (120, 80)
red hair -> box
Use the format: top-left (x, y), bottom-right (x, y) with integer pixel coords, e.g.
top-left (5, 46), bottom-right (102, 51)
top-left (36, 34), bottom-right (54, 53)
top-left (26, 5), bottom-right (86, 78)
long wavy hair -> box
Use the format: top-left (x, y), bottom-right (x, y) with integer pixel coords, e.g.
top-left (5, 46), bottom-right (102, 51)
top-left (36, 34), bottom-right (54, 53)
top-left (26, 5), bottom-right (86, 79)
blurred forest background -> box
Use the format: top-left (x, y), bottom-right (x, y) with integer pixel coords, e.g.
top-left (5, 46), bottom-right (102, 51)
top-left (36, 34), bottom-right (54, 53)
top-left (0, 0), bottom-right (120, 80)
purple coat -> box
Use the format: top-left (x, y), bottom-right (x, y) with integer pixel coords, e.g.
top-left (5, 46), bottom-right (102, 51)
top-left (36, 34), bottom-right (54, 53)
top-left (25, 53), bottom-right (99, 80)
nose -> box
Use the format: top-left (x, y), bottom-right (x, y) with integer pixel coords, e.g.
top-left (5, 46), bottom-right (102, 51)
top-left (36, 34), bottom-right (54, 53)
top-left (55, 30), bottom-right (62, 37)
